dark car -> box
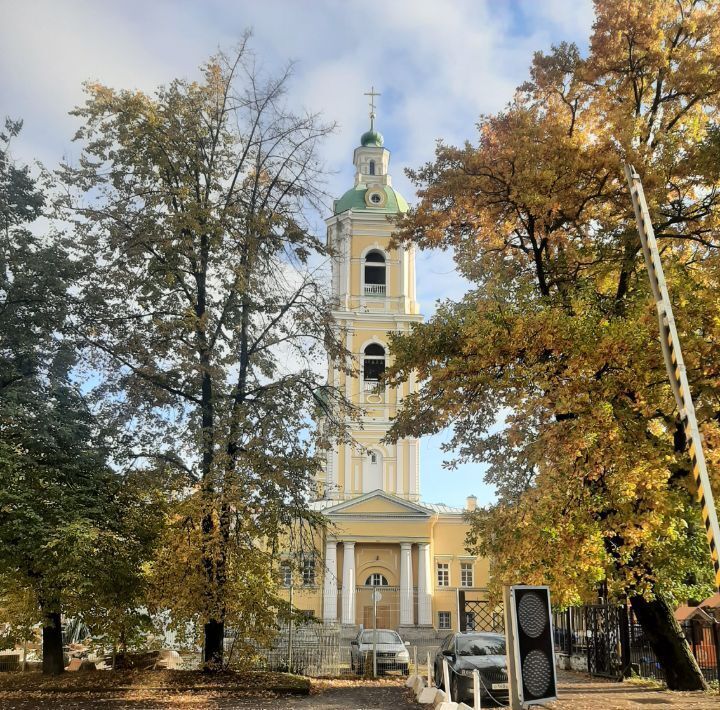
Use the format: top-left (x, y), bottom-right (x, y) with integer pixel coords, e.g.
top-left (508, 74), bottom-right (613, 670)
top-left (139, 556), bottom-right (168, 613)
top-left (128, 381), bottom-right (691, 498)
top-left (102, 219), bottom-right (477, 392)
top-left (350, 629), bottom-right (410, 675)
top-left (434, 632), bottom-right (509, 705)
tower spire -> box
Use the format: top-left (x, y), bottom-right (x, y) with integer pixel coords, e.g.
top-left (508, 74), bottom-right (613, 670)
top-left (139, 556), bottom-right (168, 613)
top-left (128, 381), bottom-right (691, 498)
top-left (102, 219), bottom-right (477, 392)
top-left (364, 86), bottom-right (381, 131)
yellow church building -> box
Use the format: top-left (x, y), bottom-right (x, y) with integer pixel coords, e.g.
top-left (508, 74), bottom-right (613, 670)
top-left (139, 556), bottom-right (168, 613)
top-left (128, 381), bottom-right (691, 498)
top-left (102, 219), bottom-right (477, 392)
top-left (285, 106), bottom-right (490, 636)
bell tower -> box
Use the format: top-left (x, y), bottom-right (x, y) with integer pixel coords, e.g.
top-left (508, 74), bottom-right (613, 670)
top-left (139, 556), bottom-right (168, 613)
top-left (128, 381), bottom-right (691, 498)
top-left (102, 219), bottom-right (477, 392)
top-left (322, 90), bottom-right (422, 502)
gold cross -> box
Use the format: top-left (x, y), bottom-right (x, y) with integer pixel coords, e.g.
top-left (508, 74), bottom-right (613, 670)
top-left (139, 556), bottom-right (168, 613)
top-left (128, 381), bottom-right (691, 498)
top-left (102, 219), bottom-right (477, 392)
top-left (364, 86), bottom-right (381, 129)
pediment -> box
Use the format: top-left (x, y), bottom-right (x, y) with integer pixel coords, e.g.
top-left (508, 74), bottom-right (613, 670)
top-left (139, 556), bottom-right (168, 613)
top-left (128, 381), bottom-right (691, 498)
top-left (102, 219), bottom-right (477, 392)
top-left (322, 490), bottom-right (432, 519)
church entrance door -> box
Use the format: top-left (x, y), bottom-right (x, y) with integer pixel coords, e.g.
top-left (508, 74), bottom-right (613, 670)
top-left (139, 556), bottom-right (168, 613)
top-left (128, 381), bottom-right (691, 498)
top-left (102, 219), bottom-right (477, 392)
top-left (363, 604), bottom-right (391, 629)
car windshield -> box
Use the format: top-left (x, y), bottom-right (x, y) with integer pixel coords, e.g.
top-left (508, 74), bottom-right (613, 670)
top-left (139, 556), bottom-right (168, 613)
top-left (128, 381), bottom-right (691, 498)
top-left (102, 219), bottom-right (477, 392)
top-left (456, 634), bottom-right (506, 656)
top-left (361, 631), bottom-right (401, 644)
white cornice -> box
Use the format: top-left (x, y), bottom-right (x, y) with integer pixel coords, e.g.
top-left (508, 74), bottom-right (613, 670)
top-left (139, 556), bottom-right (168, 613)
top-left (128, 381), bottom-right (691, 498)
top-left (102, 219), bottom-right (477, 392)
top-left (322, 489), bottom-right (432, 518)
top-left (331, 311), bottom-right (424, 323)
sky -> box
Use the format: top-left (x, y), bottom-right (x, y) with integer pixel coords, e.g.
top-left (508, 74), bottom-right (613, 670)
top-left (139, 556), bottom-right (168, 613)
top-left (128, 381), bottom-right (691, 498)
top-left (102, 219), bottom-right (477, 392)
top-left (0, 0), bottom-right (595, 508)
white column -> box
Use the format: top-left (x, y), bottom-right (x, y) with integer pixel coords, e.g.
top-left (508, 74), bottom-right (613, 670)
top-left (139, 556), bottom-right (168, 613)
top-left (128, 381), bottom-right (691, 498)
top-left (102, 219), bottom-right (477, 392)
top-left (396, 441), bottom-right (405, 496)
top-left (322, 540), bottom-right (338, 623)
top-left (408, 438), bottom-right (419, 501)
top-left (341, 541), bottom-right (356, 625)
top-left (400, 542), bottom-right (413, 626)
top-left (417, 543), bottom-right (432, 626)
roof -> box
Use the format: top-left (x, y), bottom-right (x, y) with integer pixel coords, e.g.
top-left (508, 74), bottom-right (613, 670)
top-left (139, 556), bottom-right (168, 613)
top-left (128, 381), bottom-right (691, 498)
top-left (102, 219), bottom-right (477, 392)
top-left (420, 502), bottom-right (465, 514)
top-left (675, 604), bottom-right (715, 622)
top-left (334, 184), bottom-right (409, 216)
top-left (699, 592), bottom-right (720, 609)
top-left (309, 494), bottom-right (465, 516)
top-left (361, 129), bottom-right (384, 147)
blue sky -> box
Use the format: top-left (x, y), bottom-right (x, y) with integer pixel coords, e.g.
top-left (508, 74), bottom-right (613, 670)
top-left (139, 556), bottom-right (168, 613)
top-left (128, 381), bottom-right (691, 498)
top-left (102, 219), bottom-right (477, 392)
top-left (0, 0), bottom-right (594, 508)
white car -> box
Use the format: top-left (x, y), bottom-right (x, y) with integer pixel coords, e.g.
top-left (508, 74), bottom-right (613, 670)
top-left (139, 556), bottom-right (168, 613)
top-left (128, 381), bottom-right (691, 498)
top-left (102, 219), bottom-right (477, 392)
top-left (350, 629), bottom-right (410, 675)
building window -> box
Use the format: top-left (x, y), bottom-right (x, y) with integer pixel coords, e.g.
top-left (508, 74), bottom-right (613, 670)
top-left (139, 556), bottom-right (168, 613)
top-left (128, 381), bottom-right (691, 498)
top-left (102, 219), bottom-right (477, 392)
top-left (460, 562), bottom-right (473, 588)
top-left (302, 555), bottom-right (315, 586)
top-left (369, 159), bottom-right (375, 175)
top-left (281, 561), bottom-right (292, 587)
top-left (364, 250), bottom-right (386, 295)
top-left (365, 573), bottom-right (389, 586)
top-left (438, 611), bottom-right (451, 630)
top-left (464, 611), bottom-right (476, 631)
top-left (436, 562), bottom-right (449, 587)
top-left (363, 343), bottom-right (386, 384)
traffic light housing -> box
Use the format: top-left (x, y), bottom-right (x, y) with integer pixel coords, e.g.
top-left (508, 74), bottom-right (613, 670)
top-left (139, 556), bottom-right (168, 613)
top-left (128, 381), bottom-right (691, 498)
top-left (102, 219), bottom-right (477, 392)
top-left (504, 585), bottom-right (558, 706)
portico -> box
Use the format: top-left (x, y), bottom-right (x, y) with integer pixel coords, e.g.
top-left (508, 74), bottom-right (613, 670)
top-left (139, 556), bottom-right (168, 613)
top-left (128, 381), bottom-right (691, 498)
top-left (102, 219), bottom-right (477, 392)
top-left (323, 537), bottom-right (434, 627)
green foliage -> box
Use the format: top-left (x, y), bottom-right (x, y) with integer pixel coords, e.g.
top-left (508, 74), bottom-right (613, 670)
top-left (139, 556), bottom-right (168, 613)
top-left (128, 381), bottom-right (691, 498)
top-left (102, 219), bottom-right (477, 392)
top-left (0, 118), bottom-right (164, 658)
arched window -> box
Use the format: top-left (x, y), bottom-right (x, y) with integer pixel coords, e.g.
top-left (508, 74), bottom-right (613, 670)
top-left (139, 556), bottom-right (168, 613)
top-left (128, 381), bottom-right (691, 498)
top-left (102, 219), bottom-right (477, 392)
top-left (365, 573), bottom-right (389, 586)
top-left (369, 159), bottom-right (376, 175)
top-left (364, 250), bottom-right (386, 295)
top-left (363, 448), bottom-right (383, 491)
top-left (363, 343), bottom-right (385, 384)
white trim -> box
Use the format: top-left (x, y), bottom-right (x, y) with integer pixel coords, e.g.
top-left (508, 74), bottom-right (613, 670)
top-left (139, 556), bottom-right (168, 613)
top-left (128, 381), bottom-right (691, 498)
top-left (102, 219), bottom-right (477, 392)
top-left (322, 489), bottom-right (433, 517)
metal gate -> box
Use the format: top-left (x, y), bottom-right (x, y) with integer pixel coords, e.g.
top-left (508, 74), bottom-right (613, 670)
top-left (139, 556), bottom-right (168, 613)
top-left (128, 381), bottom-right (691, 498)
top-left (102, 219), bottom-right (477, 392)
top-left (458, 591), bottom-right (504, 633)
top-left (586, 604), bottom-right (629, 679)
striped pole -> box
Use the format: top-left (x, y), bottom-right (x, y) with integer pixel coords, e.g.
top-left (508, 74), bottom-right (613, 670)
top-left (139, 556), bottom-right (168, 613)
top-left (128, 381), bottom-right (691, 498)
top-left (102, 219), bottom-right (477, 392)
top-left (624, 164), bottom-right (720, 591)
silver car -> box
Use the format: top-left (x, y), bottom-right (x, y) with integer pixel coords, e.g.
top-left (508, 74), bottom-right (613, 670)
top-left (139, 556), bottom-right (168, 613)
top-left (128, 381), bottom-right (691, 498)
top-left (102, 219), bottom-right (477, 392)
top-left (350, 629), bottom-right (410, 675)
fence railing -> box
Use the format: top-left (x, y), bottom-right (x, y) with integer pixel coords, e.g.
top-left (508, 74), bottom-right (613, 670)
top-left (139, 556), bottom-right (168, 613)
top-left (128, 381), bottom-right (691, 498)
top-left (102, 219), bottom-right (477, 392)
top-left (553, 604), bottom-right (720, 683)
top-left (252, 622), bottom-right (444, 677)
top-left (364, 284), bottom-right (386, 296)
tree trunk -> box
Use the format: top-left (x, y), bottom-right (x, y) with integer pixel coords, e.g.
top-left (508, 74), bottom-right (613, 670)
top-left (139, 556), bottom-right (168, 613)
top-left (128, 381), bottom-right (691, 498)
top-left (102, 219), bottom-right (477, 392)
top-left (203, 619), bottom-right (224, 669)
top-left (41, 610), bottom-right (64, 675)
top-left (630, 592), bottom-right (707, 690)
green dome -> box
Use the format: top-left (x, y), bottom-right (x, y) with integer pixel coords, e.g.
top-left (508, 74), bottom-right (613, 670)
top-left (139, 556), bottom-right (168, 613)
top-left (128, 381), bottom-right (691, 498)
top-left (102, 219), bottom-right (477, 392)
top-left (333, 184), bottom-right (409, 215)
top-left (360, 129), bottom-right (384, 147)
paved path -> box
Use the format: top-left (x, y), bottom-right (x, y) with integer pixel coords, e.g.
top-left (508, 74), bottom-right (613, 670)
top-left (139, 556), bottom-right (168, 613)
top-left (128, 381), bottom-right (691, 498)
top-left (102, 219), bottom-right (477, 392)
top-left (546, 670), bottom-right (720, 709)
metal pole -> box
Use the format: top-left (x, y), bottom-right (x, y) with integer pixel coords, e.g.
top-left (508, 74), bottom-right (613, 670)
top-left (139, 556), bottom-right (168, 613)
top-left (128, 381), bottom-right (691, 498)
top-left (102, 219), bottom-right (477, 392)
top-left (443, 657), bottom-right (452, 702)
top-left (473, 668), bottom-right (481, 709)
top-left (503, 586), bottom-right (522, 710)
top-left (413, 645), bottom-right (417, 676)
top-left (712, 620), bottom-right (720, 683)
top-left (373, 592), bottom-right (377, 678)
top-left (287, 582), bottom-right (294, 672)
top-left (625, 164), bottom-right (720, 591)
top-left (427, 650), bottom-right (432, 686)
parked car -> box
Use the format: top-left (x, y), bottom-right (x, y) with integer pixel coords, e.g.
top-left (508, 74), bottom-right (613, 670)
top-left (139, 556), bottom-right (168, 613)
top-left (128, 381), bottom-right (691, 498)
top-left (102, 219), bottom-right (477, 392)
top-left (434, 632), bottom-right (509, 705)
top-left (350, 629), bottom-right (410, 675)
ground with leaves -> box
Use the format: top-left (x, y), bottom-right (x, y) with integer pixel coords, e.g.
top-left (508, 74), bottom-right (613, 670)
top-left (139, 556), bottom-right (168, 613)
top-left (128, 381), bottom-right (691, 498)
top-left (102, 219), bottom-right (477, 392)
top-left (1, 671), bottom-right (719, 709)
top-left (546, 671), bottom-right (720, 709)
top-left (0, 670), bottom-right (313, 707)
top-left (0, 674), bottom-right (419, 709)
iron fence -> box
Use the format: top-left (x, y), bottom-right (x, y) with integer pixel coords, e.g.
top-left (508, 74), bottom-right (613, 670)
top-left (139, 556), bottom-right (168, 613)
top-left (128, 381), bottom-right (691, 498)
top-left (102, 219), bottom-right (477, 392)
top-left (553, 604), bottom-right (720, 683)
top-left (245, 588), bottom-right (503, 677)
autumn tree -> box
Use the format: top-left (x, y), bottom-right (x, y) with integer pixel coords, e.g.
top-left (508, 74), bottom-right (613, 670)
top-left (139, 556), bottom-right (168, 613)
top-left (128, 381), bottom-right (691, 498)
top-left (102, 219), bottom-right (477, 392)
top-left (386, 0), bottom-right (720, 690)
top-left (58, 39), bottom-right (349, 667)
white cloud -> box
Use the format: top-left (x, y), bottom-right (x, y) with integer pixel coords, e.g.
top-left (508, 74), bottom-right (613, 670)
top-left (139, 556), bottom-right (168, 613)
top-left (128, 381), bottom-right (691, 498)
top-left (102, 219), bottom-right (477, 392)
top-left (0, 0), bottom-right (594, 505)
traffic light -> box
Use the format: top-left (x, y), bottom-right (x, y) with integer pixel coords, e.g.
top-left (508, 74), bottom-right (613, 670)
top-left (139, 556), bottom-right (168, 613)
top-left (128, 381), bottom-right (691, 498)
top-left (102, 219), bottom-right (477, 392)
top-left (504, 585), bottom-right (558, 707)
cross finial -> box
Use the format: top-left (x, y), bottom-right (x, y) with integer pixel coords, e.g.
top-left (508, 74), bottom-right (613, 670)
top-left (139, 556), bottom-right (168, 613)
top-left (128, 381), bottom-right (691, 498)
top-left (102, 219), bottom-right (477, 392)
top-left (364, 86), bottom-right (381, 130)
